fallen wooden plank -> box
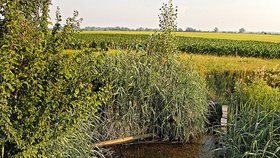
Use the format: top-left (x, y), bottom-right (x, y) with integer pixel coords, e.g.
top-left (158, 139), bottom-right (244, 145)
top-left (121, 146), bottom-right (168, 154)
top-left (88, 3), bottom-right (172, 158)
top-left (90, 133), bottom-right (154, 148)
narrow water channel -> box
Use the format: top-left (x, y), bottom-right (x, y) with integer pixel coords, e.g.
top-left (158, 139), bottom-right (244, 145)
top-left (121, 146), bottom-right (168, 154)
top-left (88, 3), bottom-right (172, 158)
top-left (114, 135), bottom-right (217, 158)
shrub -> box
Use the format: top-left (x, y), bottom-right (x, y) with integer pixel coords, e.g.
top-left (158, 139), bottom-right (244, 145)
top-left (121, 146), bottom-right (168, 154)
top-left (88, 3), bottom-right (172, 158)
top-left (44, 52), bottom-right (110, 158)
top-left (0, 1), bottom-right (106, 157)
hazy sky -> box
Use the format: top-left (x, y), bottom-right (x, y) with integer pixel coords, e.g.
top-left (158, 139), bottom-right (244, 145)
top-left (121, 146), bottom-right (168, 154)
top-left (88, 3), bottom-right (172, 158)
top-left (50, 0), bottom-right (280, 32)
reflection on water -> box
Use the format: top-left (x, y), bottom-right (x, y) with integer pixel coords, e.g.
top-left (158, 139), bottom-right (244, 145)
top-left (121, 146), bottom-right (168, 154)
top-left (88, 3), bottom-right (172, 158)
top-left (114, 135), bottom-right (217, 158)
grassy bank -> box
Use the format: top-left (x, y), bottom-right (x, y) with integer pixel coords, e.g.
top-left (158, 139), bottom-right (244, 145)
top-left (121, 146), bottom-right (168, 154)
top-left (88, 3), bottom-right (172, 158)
top-left (178, 53), bottom-right (280, 103)
top-left (178, 53), bottom-right (280, 75)
top-left (59, 49), bottom-right (280, 157)
top-left (225, 81), bottom-right (280, 157)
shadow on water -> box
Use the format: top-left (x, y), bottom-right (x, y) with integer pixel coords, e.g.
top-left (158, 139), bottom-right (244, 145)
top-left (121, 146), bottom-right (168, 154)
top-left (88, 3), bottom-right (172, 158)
top-left (113, 135), bottom-right (218, 158)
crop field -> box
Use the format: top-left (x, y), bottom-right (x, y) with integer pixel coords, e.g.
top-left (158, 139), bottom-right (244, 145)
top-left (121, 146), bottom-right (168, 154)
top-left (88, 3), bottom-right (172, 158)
top-left (73, 33), bottom-right (280, 58)
top-left (82, 31), bottom-right (280, 43)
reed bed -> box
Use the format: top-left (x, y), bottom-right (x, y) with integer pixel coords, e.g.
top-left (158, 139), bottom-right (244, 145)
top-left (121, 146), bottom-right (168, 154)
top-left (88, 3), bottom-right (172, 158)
top-left (93, 51), bottom-right (208, 143)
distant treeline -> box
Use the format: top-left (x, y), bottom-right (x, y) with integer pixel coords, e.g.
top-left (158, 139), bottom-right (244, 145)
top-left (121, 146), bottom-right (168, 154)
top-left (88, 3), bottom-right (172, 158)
top-left (83, 26), bottom-right (280, 35)
top-left (83, 26), bottom-right (201, 32)
top-left (83, 26), bottom-right (160, 31)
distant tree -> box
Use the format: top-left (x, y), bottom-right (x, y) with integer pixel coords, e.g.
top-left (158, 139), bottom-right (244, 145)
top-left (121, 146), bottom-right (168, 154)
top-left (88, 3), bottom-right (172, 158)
top-left (213, 27), bottom-right (219, 32)
top-left (136, 27), bottom-right (144, 31)
top-left (239, 28), bottom-right (246, 33)
top-left (177, 28), bottom-right (183, 32)
top-left (185, 27), bottom-right (196, 32)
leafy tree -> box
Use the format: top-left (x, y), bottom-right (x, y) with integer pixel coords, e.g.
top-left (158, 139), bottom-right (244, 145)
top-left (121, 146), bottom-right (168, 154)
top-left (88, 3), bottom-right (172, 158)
top-left (239, 28), bottom-right (246, 33)
top-left (177, 28), bottom-right (183, 32)
top-left (185, 27), bottom-right (198, 32)
top-left (213, 27), bottom-right (219, 32)
top-left (0, 3), bottom-right (4, 39)
top-left (148, 0), bottom-right (178, 56)
top-left (158, 0), bottom-right (178, 33)
top-left (0, 0), bottom-right (106, 157)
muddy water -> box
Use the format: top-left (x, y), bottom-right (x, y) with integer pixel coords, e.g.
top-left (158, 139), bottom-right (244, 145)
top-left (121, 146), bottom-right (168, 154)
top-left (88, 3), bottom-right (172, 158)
top-left (114, 135), bottom-right (217, 158)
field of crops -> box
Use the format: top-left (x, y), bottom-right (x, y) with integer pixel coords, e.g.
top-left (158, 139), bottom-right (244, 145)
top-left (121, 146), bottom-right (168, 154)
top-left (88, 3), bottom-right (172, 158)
top-left (73, 32), bottom-right (280, 58)
top-left (82, 31), bottom-right (280, 43)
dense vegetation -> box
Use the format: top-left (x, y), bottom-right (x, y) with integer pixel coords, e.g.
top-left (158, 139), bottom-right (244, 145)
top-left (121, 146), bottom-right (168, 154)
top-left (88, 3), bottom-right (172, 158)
top-left (60, 5), bottom-right (280, 158)
top-left (1, 0), bottom-right (210, 157)
top-left (71, 33), bottom-right (280, 58)
top-left (226, 81), bottom-right (280, 157)
top-left (1, 0), bottom-right (279, 157)
top-left (94, 52), bottom-right (207, 142)
top-left (0, 1), bottom-right (107, 157)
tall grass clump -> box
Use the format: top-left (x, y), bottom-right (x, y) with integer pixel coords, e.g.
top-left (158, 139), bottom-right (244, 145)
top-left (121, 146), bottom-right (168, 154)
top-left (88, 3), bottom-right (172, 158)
top-left (226, 80), bottom-right (280, 157)
top-left (94, 50), bottom-right (208, 142)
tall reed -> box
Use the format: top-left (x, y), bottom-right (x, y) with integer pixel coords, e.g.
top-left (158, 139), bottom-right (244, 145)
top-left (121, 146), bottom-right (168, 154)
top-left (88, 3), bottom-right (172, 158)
top-left (225, 80), bottom-right (280, 157)
top-left (92, 51), bottom-right (208, 143)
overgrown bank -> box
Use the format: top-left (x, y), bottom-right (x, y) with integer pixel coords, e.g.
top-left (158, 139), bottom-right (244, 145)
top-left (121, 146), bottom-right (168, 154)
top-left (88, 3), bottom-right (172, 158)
top-left (1, 0), bottom-right (280, 157)
top-left (225, 80), bottom-right (280, 157)
top-left (1, 0), bottom-right (209, 157)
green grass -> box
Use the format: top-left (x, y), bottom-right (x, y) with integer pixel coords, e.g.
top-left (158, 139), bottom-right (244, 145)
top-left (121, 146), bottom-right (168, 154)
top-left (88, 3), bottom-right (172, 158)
top-left (81, 31), bottom-right (280, 43)
top-left (178, 53), bottom-right (280, 104)
top-left (63, 50), bottom-right (210, 142)
top-left (225, 81), bottom-right (280, 157)
top-left (81, 51), bottom-right (208, 143)
top-left (178, 53), bottom-right (280, 75)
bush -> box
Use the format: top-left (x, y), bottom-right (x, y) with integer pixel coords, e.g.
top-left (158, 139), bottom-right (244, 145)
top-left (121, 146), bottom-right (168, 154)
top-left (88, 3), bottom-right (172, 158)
top-left (0, 39), bottom-right (107, 158)
top-left (43, 53), bottom-right (110, 158)
top-left (0, 2), bottom-right (106, 157)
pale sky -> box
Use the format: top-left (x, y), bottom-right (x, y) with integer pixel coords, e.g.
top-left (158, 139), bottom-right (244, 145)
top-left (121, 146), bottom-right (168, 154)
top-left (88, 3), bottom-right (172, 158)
top-left (50, 0), bottom-right (280, 32)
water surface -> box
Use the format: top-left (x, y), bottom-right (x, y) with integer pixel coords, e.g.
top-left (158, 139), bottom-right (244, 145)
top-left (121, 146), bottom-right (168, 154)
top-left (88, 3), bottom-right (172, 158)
top-left (114, 135), bottom-right (217, 158)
